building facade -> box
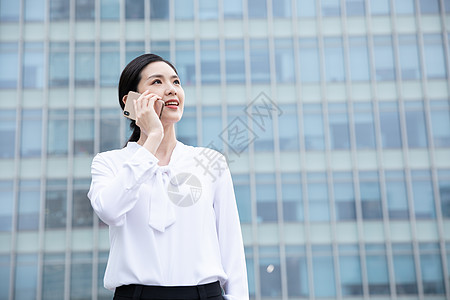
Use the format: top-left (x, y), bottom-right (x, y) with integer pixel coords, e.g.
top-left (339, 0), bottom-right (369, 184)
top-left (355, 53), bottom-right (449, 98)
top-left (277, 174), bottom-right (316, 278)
top-left (0, 0), bottom-right (450, 299)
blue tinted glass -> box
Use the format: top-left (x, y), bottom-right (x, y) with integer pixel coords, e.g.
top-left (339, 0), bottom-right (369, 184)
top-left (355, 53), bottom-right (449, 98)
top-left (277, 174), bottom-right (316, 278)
top-left (25, 0), bottom-right (45, 21)
top-left (360, 172), bottom-right (382, 220)
top-left (398, 35), bottom-right (421, 80)
top-left (0, 255), bottom-right (10, 299)
top-left (405, 101), bottom-right (428, 148)
top-left (75, 42), bottom-right (95, 86)
top-left (177, 107), bottom-right (197, 146)
top-left (340, 255), bottom-right (363, 296)
top-left (420, 0), bottom-right (440, 14)
top-left (393, 254), bottom-right (418, 294)
top-left (297, 0), bottom-right (316, 17)
top-left (303, 104), bottom-right (325, 150)
top-left (395, 0), bottom-right (415, 14)
top-left (151, 40), bottom-right (170, 61)
top-left (354, 103), bottom-right (376, 149)
top-left (334, 180), bottom-right (356, 220)
top-left (430, 101), bottom-right (450, 147)
top-left (438, 170), bottom-right (450, 218)
top-left (74, 109), bottom-right (95, 156)
top-left (101, 0), bottom-right (120, 19)
top-left (282, 178), bottom-right (303, 221)
top-left (174, 0), bottom-right (194, 19)
top-left (0, 110), bottom-right (16, 158)
top-left (225, 39), bottom-right (245, 83)
top-left (76, 0), bottom-right (95, 20)
top-left (0, 0), bottom-right (19, 21)
top-left (15, 254), bottom-right (38, 300)
top-left (23, 42), bottom-right (44, 89)
top-left (379, 102), bottom-right (402, 148)
top-left (175, 41), bottom-right (196, 86)
top-left (411, 171), bottom-right (436, 219)
top-left (100, 109), bottom-right (121, 152)
top-left (235, 183), bottom-right (252, 223)
top-left (0, 181), bottom-right (13, 231)
top-left (0, 43), bottom-right (18, 88)
top-left (201, 40), bottom-right (221, 84)
top-left (445, 0), bottom-right (450, 12)
top-left (373, 36), bottom-right (395, 81)
top-left (199, 0), bottom-right (218, 19)
top-left (18, 180), bottom-right (40, 231)
top-left (259, 254), bottom-right (282, 297)
top-left (324, 38), bottom-right (345, 82)
top-left (49, 42), bottom-right (69, 87)
top-left (202, 106), bottom-right (222, 148)
top-left (50, 0), bottom-right (70, 20)
top-left (346, 0), bottom-right (365, 16)
top-left (370, 0), bottom-right (390, 15)
top-left (48, 109), bottom-right (69, 156)
top-left (286, 255), bottom-right (309, 296)
top-left (273, 0), bottom-right (291, 17)
top-left (308, 182), bottom-right (329, 222)
top-left (248, 0), bottom-right (267, 18)
top-left (42, 254), bottom-right (65, 300)
top-left (126, 0), bottom-right (145, 19)
top-left (420, 253), bottom-right (445, 294)
top-left (349, 37), bottom-right (370, 81)
top-left (275, 39), bottom-right (296, 83)
top-left (126, 41), bottom-right (145, 66)
top-left (423, 34), bottom-right (447, 79)
top-left (70, 253), bottom-right (92, 299)
top-left (250, 39), bottom-right (270, 83)
top-left (100, 42), bottom-right (120, 86)
top-left (313, 256), bottom-right (336, 297)
top-left (385, 171), bottom-right (409, 219)
top-left (45, 180), bottom-right (67, 229)
top-left (322, 0), bottom-right (340, 16)
top-left (224, 0), bottom-right (243, 18)
top-left (21, 109), bottom-right (42, 158)
top-left (256, 177), bottom-right (277, 222)
top-left (299, 38), bottom-right (320, 82)
top-left (366, 255), bottom-right (390, 295)
top-left (279, 104), bottom-right (299, 151)
top-left (328, 104), bottom-right (350, 149)
top-left (150, 0), bottom-right (169, 20)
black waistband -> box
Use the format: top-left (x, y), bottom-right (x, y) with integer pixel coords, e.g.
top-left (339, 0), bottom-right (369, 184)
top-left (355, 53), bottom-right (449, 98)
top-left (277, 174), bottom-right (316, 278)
top-left (115, 281), bottom-right (222, 300)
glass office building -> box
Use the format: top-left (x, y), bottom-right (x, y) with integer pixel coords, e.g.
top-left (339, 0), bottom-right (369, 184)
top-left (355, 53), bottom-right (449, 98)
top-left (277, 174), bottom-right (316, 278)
top-left (1, 0), bottom-right (450, 299)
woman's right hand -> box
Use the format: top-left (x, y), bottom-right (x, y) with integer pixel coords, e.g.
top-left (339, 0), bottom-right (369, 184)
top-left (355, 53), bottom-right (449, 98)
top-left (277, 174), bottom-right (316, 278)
top-left (134, 90), bottom-right (165, 138)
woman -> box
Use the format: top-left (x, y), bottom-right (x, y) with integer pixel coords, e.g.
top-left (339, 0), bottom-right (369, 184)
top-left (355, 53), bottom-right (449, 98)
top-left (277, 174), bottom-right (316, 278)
top-left (88, 54), bottom-right (248, 300)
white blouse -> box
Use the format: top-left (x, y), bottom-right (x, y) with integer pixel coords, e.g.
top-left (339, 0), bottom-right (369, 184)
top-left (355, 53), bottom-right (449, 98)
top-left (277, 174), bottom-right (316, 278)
top-left (87, 141), bottom-right (249, 300)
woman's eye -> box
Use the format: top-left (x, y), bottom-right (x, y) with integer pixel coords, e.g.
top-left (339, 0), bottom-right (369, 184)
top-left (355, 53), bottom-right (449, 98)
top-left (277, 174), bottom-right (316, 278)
top-left (151, 79), bottom-right (162, 84)
top-left (174, 79), bottom-right (180, 85)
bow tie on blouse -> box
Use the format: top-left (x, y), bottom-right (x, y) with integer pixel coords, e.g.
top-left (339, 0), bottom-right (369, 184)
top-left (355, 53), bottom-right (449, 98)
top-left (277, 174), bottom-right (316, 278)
top-left (148, 165), bottom-right (176, 232)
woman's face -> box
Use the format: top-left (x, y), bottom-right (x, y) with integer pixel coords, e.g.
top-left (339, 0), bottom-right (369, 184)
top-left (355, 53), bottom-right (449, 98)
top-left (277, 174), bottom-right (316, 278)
top-left (136, 61), bottom-right (185, 125)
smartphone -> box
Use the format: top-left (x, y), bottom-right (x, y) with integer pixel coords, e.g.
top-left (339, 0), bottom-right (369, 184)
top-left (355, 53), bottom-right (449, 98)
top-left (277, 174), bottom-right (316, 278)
top-left (123, 91), bottom-right (164, 120)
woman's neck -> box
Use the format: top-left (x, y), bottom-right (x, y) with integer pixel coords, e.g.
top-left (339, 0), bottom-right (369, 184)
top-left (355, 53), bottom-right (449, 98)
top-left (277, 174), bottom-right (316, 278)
top-left (138, 125), bottom-right (177, 165)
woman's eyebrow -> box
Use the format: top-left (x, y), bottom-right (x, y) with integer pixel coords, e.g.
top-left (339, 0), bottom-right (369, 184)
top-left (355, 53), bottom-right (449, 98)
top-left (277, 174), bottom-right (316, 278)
top-left (147, 74), bottom-right (179, 80)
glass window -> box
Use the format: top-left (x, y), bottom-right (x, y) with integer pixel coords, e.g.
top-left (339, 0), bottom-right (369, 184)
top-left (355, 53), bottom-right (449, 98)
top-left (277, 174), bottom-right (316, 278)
top-left (394, 0), bottom-right (415, 15)
top-left (74, 109), bottom-right (95, 156)
top-left (398, 35), bottom-right (421, 80)
top-left (23, 42), bottom-right (44, 89)
top-left (70, 252), bottom-right (92, 299)
top-left (223, 0), bottom-right (243, 18)
top-left (353, 102), bottom-right (376, 149)
top-left (199, 0), bottom-right (218, 19)
top-left (405, 101), bottom-right (428, 148)
top-left (150, 40), bottom-right (170, 63)
top-left (298, 38), bottom-right (320, 82)
top-left (49, 42), bottom-right (70, 87)
top-left (253, 111), bottom-right (274, 152)
top-left (0, 0), bottom-right (19, 21)
top-left (393, 243), bottom-right (418, 294)
top-left (273, 0), bottom-right (291, 18)
top-left (101, 0), bottom-right (119, 20)
top-left (150, 0), bottom-right (169, 20)
top-left (248, 0), bottom-right (267, 18)
top-left (385, 171), bottom-right (409, 219)
top-left (75, 42), bottom-right (95, 86)
top-left (365, 244), bottom-right (390, 295)
top-left (339, 254), bottom-right (363, 296)
top-left (312, 247), bottom-right (336, 297)
top-left (411, 170), bottom-right (436, 219)
top-left (18, 180), bottom-right (40, 231)
top-left (373, 36), bottom-right (395, 81)
top-left (126, 41), bottom-right (145, 66)
top-left (14, 254), bottom-right (38, 300)
top-left (423, 34), bottom-right (447, 79)
top-left (370, 0), bottom-right (390, 15)
top-left (250, 39), bottom-right (270, 83)
top-left (225, 39), bottom-right (245, 84)
top-left (234, 175), bottom-right (252, 223)
top-left (72, 179), bottom-right (93, 228)
top-left (201, 40), bottom-right (221, 84)
top-left (419, 243), bottom-right (445, 294)
top-left (48, 109), bottom-right (69, 156)
top-left (346, 0), bottom-right (365, 16)
top-left (279, 105), bottom-right (299, 151)
top-left (202, 106), bottom-right (222, 149)
top-left (308, 173), bottom-right (329, 222)
top-left (324, 38), bottom-right (346, 82)
top-left (256, 174), bottom-right (277, 222)
top-left (303, 104), bottom-right (325, 150)
top-left (438, 170), bottom-right (450, 219)
top-left (419, 0), bottom-right (440, 14)
top-left (0, 109), bottom-right (16, 158)
top-left (21, 109), bottom-right (42, 158)
top-left (321, 0), bottom-right (340, 16)
top-left (50, 0), bottom-right (70, 20)
top-left (42, 253), bottom-right (65, 300)
top-left (101, 42), bottom-right (120, 86)
top-left (175, 41), bottom-right (196, 86)
top-left (348, 37), bottom-right (370, 81)
top-left (246, 250), bottom-right (256, 298)
top-left (25, 0), bottom-right (45, 21)
top-left (445, 0), bottom-right (450, 13)
top-left (275, 39), bottom-right (296, 83)
top-left (430, 100), bottom-right (450, 147)
top-left (282, 173), bottom-right (303, 221)
top-left (333, 172), bottom-right (356, 221)
top-left (45, 180), bottom-right (67, 229)
top-left (328, 103), bottom-right (350, 150)
top-left (0, 181), bottom-right (14, 232)
top-left (174, 0), bottom-right (194, 19)
top-left (100, 109), bottom-right (121, 152)
top-left (359, 171), bottom-right (383, 220)
top-left (379, 102), bottom-right (402, 149)
top-left (76, 0), bottom-right (95, 20)
top-left (0, 255), bottom-right (10, 299)
top-left (297, 0), bottom-right (316, 17)
top-left (126, 0), bottom-right (145, 19)
top-left (176, 106), bottom-right (197, 145)
top-left (259, 246), bottom-right (282, 297)
top-left (286, 246), bottom-right (309, 297)
top-left (0, 42), bottom-right (18, 88)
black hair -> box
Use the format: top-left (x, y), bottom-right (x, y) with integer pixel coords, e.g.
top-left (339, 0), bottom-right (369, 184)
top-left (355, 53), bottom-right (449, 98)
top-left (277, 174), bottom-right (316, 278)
top-left (118, 53), bottom-right (178, 144)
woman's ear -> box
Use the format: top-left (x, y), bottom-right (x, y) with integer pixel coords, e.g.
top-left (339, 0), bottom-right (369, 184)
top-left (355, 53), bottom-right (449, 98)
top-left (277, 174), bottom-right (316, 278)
top-left (122, 94), bottom-right (128, 106)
